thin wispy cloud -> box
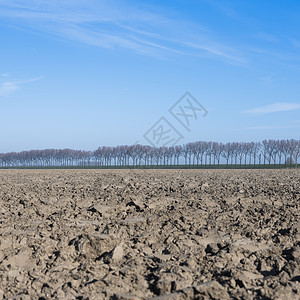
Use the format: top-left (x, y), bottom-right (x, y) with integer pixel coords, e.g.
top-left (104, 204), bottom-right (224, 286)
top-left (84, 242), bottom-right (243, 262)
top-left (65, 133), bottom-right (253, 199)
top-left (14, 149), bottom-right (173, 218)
top-left (0, 76), bottom-right (43, 97)
top-left (244, 102), bottom-right (300, 114)
top-left (0, 81), bottom-right (20, 96)
top-left (259, 74), bottom-right (276, 83)
top-left (0, 0), bottom-right (245, 63)
top-left (199, 0), bottom-right (257, 26)
top-left (254, 33), bottom-right (279, 43)
top-left (289, 38), bottom-right (300, 48)
top-left (199, 0), bottom-right (240, 19)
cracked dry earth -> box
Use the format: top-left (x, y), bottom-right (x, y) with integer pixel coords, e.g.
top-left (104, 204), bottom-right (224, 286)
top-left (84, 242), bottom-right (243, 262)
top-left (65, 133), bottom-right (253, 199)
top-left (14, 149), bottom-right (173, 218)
top-left (0, 169), bottom-right (299, 300)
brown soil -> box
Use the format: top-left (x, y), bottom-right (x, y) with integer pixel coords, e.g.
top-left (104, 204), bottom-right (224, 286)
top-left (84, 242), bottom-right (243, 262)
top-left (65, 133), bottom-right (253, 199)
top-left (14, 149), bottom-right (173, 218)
top-left (0, 169), bottom-right (299, 299)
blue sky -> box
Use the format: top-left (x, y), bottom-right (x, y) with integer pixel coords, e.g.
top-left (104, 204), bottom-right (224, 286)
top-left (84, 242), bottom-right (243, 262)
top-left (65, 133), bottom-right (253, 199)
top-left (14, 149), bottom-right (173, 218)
top-left (0, 0), bottom-right (300, 152)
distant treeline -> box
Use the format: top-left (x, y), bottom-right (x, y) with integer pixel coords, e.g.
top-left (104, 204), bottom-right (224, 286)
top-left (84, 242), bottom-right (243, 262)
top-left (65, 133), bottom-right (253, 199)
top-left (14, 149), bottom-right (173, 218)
top-left (0, 139), bottom-right (299, 168)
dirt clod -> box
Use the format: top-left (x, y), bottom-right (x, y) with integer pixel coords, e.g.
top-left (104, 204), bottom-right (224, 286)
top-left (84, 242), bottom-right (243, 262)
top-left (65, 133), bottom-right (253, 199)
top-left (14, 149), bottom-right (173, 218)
top-left (0, 169), bottom-right (299, 299)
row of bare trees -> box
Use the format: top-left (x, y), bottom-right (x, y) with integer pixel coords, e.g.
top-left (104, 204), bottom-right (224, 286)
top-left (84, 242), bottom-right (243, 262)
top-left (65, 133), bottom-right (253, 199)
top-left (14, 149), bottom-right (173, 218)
top-left (0, 139), bottom-right (299, 168)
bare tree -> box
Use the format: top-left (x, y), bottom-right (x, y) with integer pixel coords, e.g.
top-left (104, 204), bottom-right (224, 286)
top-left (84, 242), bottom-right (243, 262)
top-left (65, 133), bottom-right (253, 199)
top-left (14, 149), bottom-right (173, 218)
top-left (291, 139), bottom-right (300, 168)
